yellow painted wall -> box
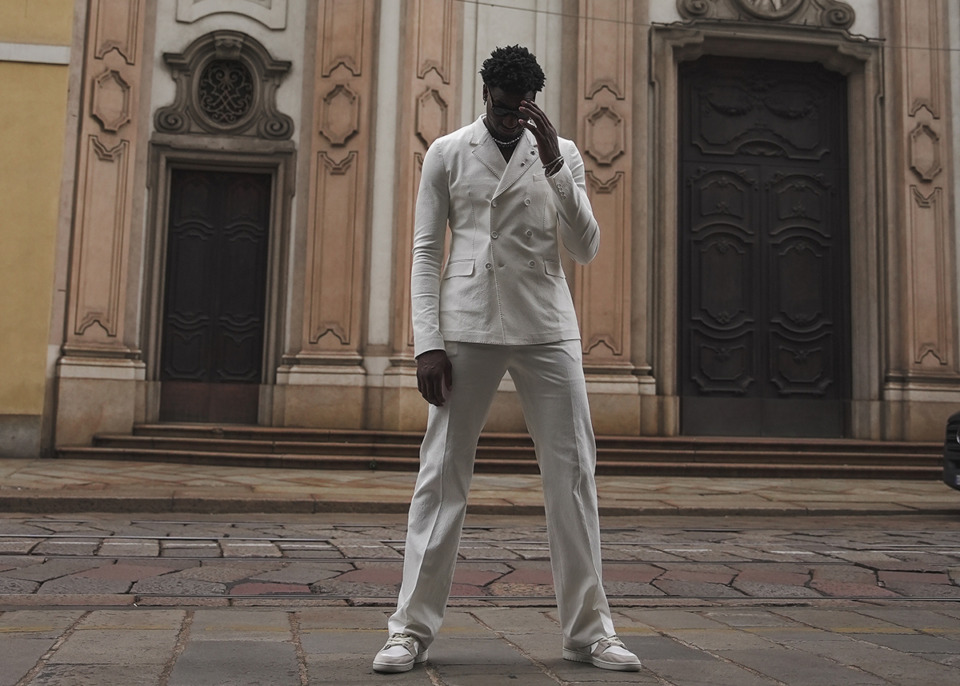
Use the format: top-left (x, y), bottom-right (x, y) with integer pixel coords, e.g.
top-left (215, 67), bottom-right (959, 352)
top-left (0, 0), bottom-right (74, 45)
top-left (0, 61), bottom-right (69, 414)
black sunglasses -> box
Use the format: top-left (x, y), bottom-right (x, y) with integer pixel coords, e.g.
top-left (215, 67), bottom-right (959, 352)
top-left (489, 98), bottom-right (523, 118)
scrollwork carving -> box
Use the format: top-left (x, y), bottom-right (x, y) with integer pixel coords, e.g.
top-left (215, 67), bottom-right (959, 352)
top-left (155, 31), bottom-right (293, 139)
top-left (676, 0), bottom-right (854, 30)
top-left (678, 0), bottom-right (712, 17)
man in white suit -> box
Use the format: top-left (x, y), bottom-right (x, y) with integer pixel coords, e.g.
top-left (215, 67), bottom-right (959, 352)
top-left (373, 45), bottom-right (641, 674)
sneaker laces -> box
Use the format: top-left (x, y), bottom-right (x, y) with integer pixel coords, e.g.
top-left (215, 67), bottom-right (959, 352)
top-left (383, 633), bottom-right (418, 651)
top-left (595, 635), bottom-right (627, 652)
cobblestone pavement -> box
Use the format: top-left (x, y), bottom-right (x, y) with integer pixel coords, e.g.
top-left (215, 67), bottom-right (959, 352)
top-left (1, 512), bottom-right (959, 684)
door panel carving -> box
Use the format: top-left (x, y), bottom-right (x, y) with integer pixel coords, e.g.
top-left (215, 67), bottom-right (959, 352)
top-left (679, 56), bottom-right (849, 436)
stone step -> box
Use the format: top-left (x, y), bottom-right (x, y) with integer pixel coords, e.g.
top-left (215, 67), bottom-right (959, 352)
top-left (83, 433), bottom-right (940, 466)
top-left (128, 423), bottom-right (938, 454)
top-left (54, 445), bottom-right (941, 479)
top-left (53, 424), bottom-right (943, 479)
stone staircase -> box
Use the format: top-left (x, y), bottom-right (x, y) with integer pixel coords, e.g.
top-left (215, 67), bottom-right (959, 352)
top-left (55, 423), bottom-right (944, 480)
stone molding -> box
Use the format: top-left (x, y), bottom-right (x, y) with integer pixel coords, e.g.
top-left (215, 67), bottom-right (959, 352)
top-left (176, 0), bottom-right (287, 30)
top-left (155, 30), bottom-right (294, 140)
top-left (575, 0), bottom-right (636, 375)
top-left (63, 0), bottom-right (147, 359)
top-left (391, 0), bottom-right (462, 360)
top-left (286, 0), bottom-right (376, 366)
top-left (887, 0), bottom-right (957, 385)
top-left (677, 0), bottom-right (855, 29)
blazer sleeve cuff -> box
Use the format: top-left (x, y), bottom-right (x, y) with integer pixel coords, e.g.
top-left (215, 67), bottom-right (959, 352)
top-left (414, 335), bottom-right (446, 359)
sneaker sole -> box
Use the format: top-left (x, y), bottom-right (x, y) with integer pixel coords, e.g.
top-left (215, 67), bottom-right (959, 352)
top-left (562, 648), bottom-right (641, 672)
top-left (372, 651), bottom-right (428, 673)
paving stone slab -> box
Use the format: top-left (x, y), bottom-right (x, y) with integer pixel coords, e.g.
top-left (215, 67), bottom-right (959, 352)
top-left (852, 606), bottom-right (960, 632)
top-left (0, 577), bottom-right (40, 594)
top-left (130, 576), bottom-right (226, 596)
top-left (48, 628), bottom-right (179, 665)
top-left (0, 637), bottom-right (56, 686)
top-left (855, 632), bottom-right (960, 653)
top-left (640, 656), bottom-right (779, 686)
top-left (0, 609), bottom-right (84, 636)
top-left (719, 647), bottom-right (891, 686)
top-left (0, 559), bottom-right (102, 583)
top-left (37, 576), bottom-right (131, 595)
top-left (219, 541), bottom-right (282, 558)
top-left (96, 539), bottom-right (160, 557)
top-left (701, 609), bottom-right (799, 628)
top-left (73, 561), bottom-right (177, 582)
top-left (662, 626), bottom-right (778, 652)
top-left (27, 663), bottom-right (166, 686)
top-left (303, 654), bottom-right (434, 684)
top-left (732, 581), bottom-right (823, 598)
top-left (777, 633), bottom-right (960, 685)
top-left (168, 640), bottom-right (299, 686)
top-left (175, 560), bottom-right (284, 583)
top-left (250, 562), bottom-right (355, 586)
top-left (77, 609), bottom-right (184, 630)
top-left (774, 608), bottom-right (911, 632)
top-left (0, 539), bottom-right (38, 554)
top-left (190, 608), bottom-right (292, 641)
top-left (297, 606), bottom-right (389, 630)
top-left (31, 541), bottom-right (99, 556)
top-left (468, 606), bottom-right (558, 635)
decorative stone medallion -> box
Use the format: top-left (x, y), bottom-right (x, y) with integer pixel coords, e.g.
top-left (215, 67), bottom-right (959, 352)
top-left (733, 0), bottom-right (804, 20)
top-left (155, 31), bottom-right (293, 140)
top-left (197, 59), bottom-right (255, 126)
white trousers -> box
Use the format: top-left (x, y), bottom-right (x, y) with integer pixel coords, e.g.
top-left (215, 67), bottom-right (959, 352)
top-left (388, 340), bottom-right (615, 649)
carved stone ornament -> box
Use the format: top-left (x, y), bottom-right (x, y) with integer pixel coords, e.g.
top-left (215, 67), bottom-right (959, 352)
top-left (677, 0), bottom-right (855, 30)
top-left (155, 31), bottom-right (294, 139)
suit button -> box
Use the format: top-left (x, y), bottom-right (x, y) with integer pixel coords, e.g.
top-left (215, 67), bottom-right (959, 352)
top-left (528, 260), bottom-right (536, 267)
top-left (492, 200), bottom-right (498, 207)
top-left (524, 198), bottom-right (531, 206)
top-left (525, 230), bottom-right (533, 237)
top-left (485, 263), bottom-right (492, 270)
top-left (491, 231), bottom-right (499, 239)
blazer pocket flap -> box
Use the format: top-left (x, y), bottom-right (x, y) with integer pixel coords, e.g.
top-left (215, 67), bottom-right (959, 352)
top-left (443, 259), bottom-right (475, 279)
top-left (544, 259), bottom-right (565, 278)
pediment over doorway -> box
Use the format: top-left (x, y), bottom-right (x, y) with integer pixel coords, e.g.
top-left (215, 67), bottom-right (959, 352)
top-left (677, 0), bottom-right (855, 30)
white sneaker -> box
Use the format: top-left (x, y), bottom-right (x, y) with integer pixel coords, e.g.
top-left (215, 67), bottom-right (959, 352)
top-left (563, 635), bottom-right (641, 671)
top-left (372, 633), bottom-right (427, 673)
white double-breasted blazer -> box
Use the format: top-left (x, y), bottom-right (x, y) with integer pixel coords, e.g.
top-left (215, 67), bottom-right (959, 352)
top-left (411, 116), bottom-right (600, 357)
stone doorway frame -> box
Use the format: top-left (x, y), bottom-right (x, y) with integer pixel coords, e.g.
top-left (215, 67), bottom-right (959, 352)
top-left (648, 22), bottom-right (884, 438)
top-left (143, 135), bottom-right (296, 424)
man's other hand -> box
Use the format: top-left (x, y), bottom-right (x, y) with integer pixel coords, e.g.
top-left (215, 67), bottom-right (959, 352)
top-left (416, 349), bottom-right (452, 406)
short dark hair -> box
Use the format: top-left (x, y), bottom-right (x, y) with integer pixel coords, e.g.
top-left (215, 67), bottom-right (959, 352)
top-left (479, 45), bottom-right (545, 94)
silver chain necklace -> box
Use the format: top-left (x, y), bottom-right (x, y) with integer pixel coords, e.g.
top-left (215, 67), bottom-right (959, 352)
top-left (491, 131), bottom-right (523, 147)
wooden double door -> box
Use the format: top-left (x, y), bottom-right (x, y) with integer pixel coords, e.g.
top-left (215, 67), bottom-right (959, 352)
top-left (159, 169), bottom-right (271, 424)
top-left (678, 56), bottom-right (850, 437)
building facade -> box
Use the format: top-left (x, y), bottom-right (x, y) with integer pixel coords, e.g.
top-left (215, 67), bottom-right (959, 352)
top-left (0, 0), bottom-right (74, 459)
top-left (2, 0), bottom-right (959, 457)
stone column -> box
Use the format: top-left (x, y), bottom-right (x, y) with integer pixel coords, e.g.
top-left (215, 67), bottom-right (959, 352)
top-left (883, 0), bottom-right (960, 439)
top-left (385, 0), bottom-right (462, 430)
top-left (56, 0), bottom-right (147, 446)
top-left (277, 0), bottom-right (377, 429)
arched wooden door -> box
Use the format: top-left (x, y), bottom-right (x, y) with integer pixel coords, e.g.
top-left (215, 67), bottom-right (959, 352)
top-left (159, 169), bottom-right (271, 424)
top-left (678, 56), bottom-right (850, 437)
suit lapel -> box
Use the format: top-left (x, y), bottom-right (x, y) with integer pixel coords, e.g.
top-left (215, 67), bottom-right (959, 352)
top-left (471, 119), bottom-right (506, 178)
top-left (494, 133), bottom-right (536, 198)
